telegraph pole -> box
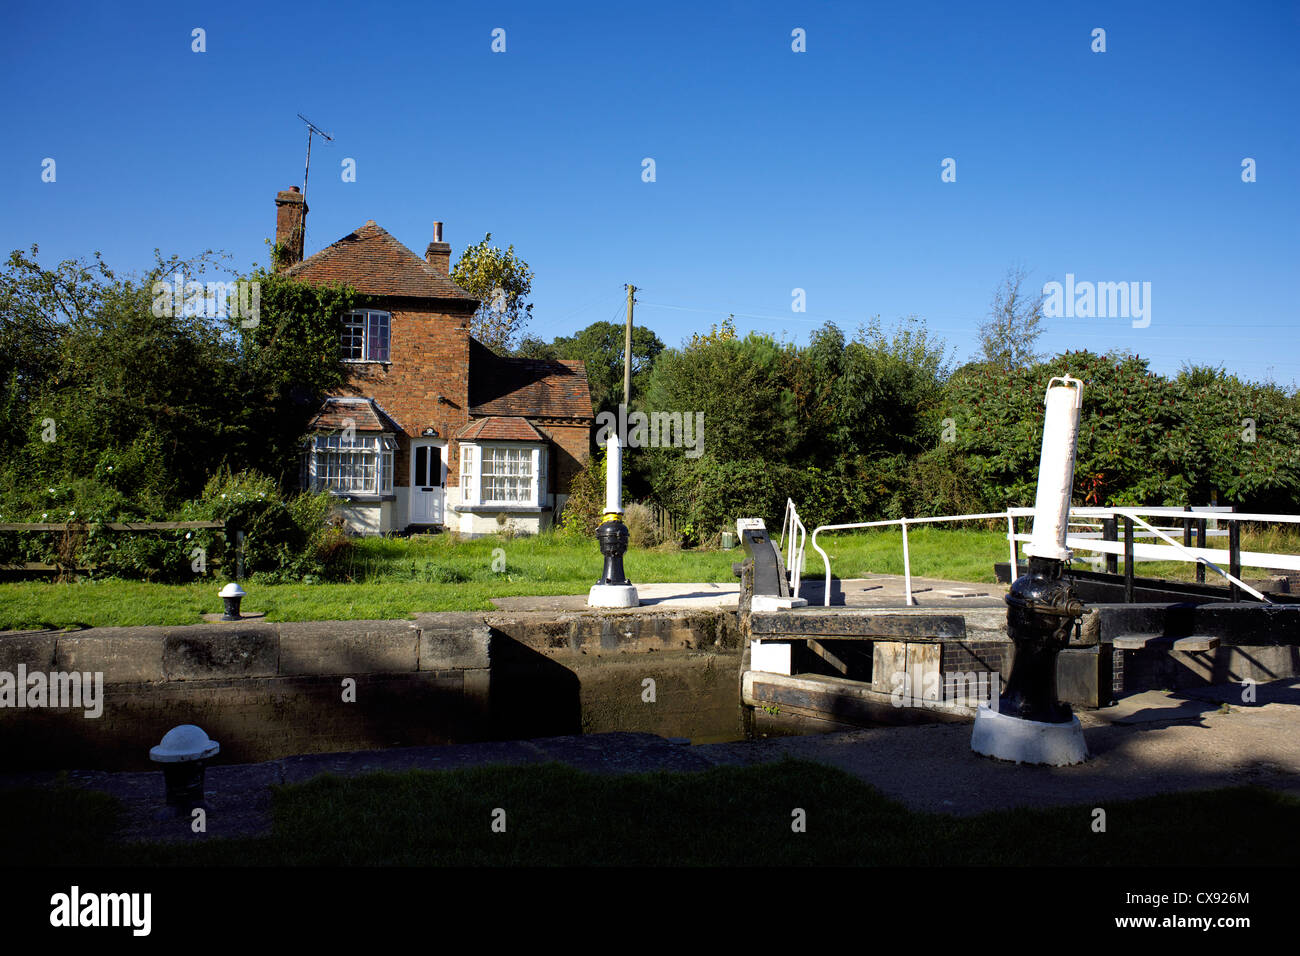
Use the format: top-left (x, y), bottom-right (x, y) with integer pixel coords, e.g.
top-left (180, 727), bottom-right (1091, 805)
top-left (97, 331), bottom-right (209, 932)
top-left (623, 284), bottom-right (636, 408)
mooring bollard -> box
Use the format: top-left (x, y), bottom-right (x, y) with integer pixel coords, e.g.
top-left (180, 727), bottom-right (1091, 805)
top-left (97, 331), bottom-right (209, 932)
top-left (218, 582), bottom-right (246, 621)
top-left (588, 433), bottom-right (639, 608)
top-left (972, 376), bottom-right (1089, 766)
top-left (149, 724), bottom-right (220, 816)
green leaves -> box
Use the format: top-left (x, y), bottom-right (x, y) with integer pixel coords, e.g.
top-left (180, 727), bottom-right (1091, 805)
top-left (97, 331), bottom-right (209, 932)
top-left (451, 233), bottom-right (534, 352)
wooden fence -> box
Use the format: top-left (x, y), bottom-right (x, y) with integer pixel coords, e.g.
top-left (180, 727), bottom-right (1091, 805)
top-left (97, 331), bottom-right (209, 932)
top-left (650, 504), bottom-right (681, 541)
top-left (0, 520), bottom-right (227, 573)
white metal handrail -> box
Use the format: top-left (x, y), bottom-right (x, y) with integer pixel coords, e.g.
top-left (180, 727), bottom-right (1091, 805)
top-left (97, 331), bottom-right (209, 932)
top-left (778, 498), bottom-right (808, 597)
top-left (811, 510), bottom-right (1017, 607)
top-left (1121, 511), bottom-right (1267, 602)
top-left (812, 505), bottom-right (1300, 608)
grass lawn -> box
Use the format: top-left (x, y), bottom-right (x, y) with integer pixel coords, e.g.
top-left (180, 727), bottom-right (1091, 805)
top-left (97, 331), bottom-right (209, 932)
top-left (9, 760), bottom-right (1298, 866)
top-left (2, 524), bottom-right (1293, 630)
top-left (0, 526), bottom-right (1010, 629)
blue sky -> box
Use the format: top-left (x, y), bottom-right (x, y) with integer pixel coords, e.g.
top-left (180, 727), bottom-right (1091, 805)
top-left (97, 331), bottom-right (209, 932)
top-left (4, 0), bottom-right (1297, 383)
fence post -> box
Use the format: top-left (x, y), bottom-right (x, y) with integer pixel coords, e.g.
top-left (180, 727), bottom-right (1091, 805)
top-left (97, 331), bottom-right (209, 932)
top-left (1123, 516), bottom-right (1135, 603)
top-left (1102, 516), bottom-right (1118, 574)
top-left (901, 518), bottom-right (913, 607)
top-left (235, 530), bottom-right (246, 582)
top-left (1006, 510), bottom-right (1018, 580)
top-left (1196, 518), bottom-right (1207, 584)
top-left (1228, 521), bottom-right (1242, 602)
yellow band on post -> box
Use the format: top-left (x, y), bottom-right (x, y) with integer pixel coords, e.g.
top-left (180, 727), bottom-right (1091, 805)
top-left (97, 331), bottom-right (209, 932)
top-left (600, 512), bottom-right (623, 524)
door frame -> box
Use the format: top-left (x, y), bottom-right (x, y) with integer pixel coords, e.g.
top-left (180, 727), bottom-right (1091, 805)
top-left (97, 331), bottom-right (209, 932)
top-left (408, 439), bottom-right (447, 526)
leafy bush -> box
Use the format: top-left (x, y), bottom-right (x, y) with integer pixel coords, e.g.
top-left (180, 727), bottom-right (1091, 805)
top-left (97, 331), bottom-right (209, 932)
top-left (558, 448), bottom-right (606, 537)
top-left (623, 502), bottom-right (662, 549)
top-left (177, 469), bottom-right (346, 583)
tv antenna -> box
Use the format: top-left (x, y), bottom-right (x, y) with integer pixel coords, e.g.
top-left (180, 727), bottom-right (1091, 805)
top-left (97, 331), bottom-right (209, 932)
top-left (297, 113), bottom-right (334, 205)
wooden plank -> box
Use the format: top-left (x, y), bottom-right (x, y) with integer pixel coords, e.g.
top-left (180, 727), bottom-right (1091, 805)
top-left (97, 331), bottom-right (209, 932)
top-left (871, 641), bottom-right (907, 694)
top-left (749, 611), bottom-right (967, 640)
top-left (1112, 634), bottom-right (1156, 650)
top-left (806, 639), bottom-right (849, 675)
top-left (1173, 635), bottom-right (1220, 652)
top-left (0, 521), bottom-right (224, 532)
top-left (743, 671), bottom-right (971, 725)
top-left (907, 644), bottom-right (942, 704)
top-left (104, 521), bottom-right (225, 531)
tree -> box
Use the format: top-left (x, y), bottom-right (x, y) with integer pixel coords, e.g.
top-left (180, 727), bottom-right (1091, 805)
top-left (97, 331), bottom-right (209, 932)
top-left (451, 233), bottom-right (534, 351)
top-left (978, 265), bottom-right (1045, 370)
top-left (0, 245), bottom-right (370, 518)
top-left (547, 320), bottom-right (665, 416)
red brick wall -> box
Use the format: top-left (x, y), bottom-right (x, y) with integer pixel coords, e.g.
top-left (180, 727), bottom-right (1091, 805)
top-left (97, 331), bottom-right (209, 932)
top-left (328, 299), bottom-right (593, 500)
top-left (335, 300), bottom-right (474, 488)
top-left (535, 421), bottom-right (593, 495)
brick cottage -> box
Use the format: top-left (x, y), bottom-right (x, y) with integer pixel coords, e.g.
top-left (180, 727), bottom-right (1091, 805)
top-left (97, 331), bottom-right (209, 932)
top-left (272, 186), bottom-right (593, 536)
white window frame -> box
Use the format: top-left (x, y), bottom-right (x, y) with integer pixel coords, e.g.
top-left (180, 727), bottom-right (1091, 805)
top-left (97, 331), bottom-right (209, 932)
top-left (340, 309), bottom-right (391, 363)
top-left (459, 442), bottom-right (545, 508)
top-left (304, 432), bottom-right (397, 496)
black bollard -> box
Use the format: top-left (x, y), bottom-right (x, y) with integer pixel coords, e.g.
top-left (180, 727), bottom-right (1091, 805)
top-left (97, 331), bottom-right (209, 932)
top-left (595, 516), bottom-right (632, 586)
top-left (1000, 555), bottom-right (1084, 723)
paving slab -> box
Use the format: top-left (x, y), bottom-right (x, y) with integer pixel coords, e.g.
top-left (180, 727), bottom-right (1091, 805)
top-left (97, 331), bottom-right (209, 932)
top-left (697, 680), bottom-right (1300, 815)
top-left (489, 575), bottom-right (1010, 613)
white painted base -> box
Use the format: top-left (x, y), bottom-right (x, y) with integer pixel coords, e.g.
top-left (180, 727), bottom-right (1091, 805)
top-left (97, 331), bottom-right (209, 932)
top-left (970, 704), bottom-right (1089, 766)
top-left (750, 640), bottom-right (792, 675)
top-left (751, 595), bottom-right (808, 612)
top-left (587, 584), bottom-right (640, 608)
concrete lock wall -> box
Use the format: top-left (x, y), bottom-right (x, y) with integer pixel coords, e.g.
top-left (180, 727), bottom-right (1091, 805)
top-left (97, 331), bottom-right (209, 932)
top-left (0, 609), bottom-right (743, 771)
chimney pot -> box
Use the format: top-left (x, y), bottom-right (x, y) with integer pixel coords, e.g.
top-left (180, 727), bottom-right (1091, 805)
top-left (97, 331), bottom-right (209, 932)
top-left (426, 222), bottom-right (451, 274)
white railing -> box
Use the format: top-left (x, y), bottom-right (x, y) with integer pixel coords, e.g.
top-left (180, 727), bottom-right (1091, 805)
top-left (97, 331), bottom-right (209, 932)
top-left (778, 497), bottom-right (808, 597)
top-left (810, 510), bottom-right (1018, 607)
top-left (810, 505), bottom-right (1300, 608)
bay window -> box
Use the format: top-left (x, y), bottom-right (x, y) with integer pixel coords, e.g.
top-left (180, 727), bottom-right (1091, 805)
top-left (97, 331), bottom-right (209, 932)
top-left (458, 443), bottom-right (547, 508)
top-left (304, 433), bottom-right (396, 496)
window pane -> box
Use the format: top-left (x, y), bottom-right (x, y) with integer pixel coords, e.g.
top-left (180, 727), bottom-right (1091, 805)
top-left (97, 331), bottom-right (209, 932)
top-left (367, 311), bottom-right (390, 362)
top-left (415, 446), bottom-right (428, 487)
top-left (310, 430), bottom-right (385, 494)
top-left (341, 312), bottom-right (364, 360)
top-left (479, 445), bottom-right (535, 504)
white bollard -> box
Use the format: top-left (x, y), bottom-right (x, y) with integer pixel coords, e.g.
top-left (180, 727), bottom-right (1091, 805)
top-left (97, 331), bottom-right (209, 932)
top-left (605, 432), bottom-right (623, 515)
top-left (1025, 376), bottom-right (1084, 561)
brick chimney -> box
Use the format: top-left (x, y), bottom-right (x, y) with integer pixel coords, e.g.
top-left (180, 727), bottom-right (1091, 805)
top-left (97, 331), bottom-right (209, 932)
top-left (274, 186), bottom-right (307, 271)
top-left (425, 221), bottom-right (451, 274)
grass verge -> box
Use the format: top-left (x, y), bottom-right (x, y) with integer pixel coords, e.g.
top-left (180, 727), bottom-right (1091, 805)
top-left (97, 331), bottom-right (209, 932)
top-left (10, 760), bottom-right (1299, 866)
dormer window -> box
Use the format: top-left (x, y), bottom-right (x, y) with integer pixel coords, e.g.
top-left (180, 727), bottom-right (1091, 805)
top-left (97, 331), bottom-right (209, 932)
top-left (341, 309), bottom-right (391, 362)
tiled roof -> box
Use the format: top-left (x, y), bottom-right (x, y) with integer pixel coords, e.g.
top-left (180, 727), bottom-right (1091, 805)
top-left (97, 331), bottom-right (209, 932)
top-left (468, 339), bottom-right (594, 421)
top-left (285, 222), bottom-right (478, 302)
top-left (454, 416), bottom-right (546, 442)
top-left (307, 397), bottom-right (403, 433)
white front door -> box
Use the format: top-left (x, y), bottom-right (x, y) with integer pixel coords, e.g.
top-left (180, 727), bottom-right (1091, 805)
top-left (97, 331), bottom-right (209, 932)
top-left (409, 441), bottom-right (445, 526)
